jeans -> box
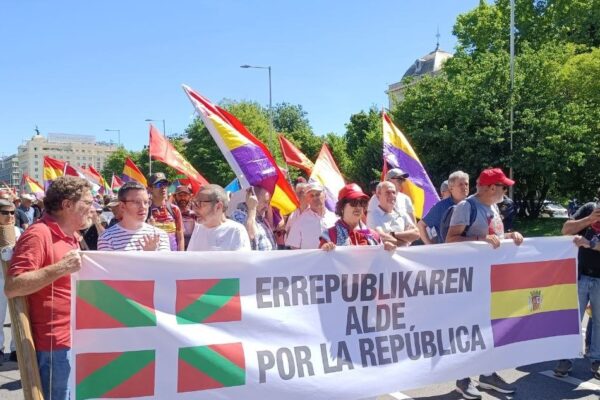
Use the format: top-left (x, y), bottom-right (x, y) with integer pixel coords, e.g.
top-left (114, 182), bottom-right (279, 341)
top-left (0, 274), bottom-right (15, 353)
top-left (37, 349), bottom-right (71, 400)
top-left (578, 275), bottom-right (600, 361)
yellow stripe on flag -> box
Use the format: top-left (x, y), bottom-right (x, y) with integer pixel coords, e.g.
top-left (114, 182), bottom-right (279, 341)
top-left (403, 180), bottom-right (425, 219)
top-left (209, 115), bottom-right (252, 150)
top-left (271, 184), bottom-right (297, 216)
top-left (490, 283), bottom-right (578, 320)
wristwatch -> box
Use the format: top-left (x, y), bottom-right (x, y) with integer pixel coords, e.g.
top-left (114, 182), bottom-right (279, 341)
top-left (590, 236), bottom-right (599, 250)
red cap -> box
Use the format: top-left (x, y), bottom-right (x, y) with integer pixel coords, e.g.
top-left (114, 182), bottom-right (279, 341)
top-left (478, 168), bottom-right (515, 186)
top-left (338, 183), bottom-right (369, 201)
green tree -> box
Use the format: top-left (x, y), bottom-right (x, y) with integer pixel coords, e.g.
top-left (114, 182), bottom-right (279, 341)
top-left (343, 107), bottom-right (384, 187)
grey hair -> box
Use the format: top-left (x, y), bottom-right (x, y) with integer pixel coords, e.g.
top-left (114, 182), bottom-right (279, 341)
top-left (448, 170), bottom-right (469, 185)
top-left (197, 184), bottom-right (229, 211)
top-left (376, 181), bottom-right (395, 194)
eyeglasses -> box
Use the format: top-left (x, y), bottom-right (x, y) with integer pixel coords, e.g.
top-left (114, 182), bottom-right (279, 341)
top-left (0, 210), bottom-right (15, 216)
top-left (348, 199), bottom-right (368, 208)
top-left (191, 199), bottom-right (215, 208)
top-left (121, 200), bottom-right (151, 207)
top-left (153, 181), bottom-right (169, 189)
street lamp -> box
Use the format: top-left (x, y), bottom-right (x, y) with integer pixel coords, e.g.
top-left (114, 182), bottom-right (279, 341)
top-left (145, 118), bottom-right (166, 136)
top-left (144, 118), bottom-right (166, 176)
top-left (240, 64), bottom-right (274, 151)
top-left (104, 129), bottom-right (121, 147)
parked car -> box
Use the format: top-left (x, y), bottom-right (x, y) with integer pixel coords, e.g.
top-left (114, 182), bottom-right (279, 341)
top-left (540, 201), bottom-right (568, 218)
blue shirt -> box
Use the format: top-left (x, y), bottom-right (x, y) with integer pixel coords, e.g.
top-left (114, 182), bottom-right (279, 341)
top-left (422, 197), bottom-right (456, 243)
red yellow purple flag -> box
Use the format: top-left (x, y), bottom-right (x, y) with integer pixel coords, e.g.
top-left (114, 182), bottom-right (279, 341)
top-left (182, 85), bottom-right (298, 215)
top-left (122, 158), bottom-right (147, 187)
top-left (43, 156), bottom-right (66, 182)
top-left (382, 111), bottom-right (439, 219)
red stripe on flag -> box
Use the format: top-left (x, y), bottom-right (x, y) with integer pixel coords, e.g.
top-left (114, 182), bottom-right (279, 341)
top-left (491, 258), bottom-right (576, 292)
top-left (102, 280), bottom-right (155, 311)
top-left (203, 294), bottom-right (241, 324)
top-left (102, 361), bottom-right (155, 398)
top-left (175, 279), bottom-right (221, 313)
top-left (177, 358), bottom-right (224, 392)
top-left (209, 343), bottom-right (246, 370)
top-left (76, 352), bottom-right (121, 385)
top-left (76, 297), bottom-right (126, 330)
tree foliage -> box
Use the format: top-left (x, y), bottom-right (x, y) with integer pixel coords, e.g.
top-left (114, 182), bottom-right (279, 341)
top-left (392, 0), bottom-right (599, 216)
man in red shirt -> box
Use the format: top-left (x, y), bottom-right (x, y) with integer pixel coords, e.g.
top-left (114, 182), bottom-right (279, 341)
top-left (5, 176), bottom-right (93, 400)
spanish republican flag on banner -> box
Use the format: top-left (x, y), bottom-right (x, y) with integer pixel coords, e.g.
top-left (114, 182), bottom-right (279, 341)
top-left (149, 124), bottom-right (208, 193)
top-left (43, 156), bottom-right (66, 182)
top-left (182, 85), bottom-right (298, 215)
top-left (382, 111), bottom-right (439, 219)
top-left (490, 258), bottom-right (579, 347)
top-left (122, 158), bottom-right (148, 187)
top-left (277, 134), bottom-right (314, 175)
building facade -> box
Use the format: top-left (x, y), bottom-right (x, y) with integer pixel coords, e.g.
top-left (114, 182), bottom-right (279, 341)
top-left (387, 45), bottom-right (453, 108)
top-left (0, 154), bottom-right (20, 190)
top-left (18, 133), bottom-right (117, 184)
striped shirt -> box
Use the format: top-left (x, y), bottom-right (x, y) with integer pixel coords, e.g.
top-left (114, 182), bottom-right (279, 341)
top-left (97, 223), bottom-right (171, 251)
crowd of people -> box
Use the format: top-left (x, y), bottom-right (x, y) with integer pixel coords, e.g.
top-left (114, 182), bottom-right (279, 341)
top-left (0, 167), bottom-right (598, 400)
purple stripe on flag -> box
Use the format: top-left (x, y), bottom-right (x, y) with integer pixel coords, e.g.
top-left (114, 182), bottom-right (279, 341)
top-left (231, 144), bottom-right (278, 191)
top-left (491, 309), bottom-right (579, 347)
top-left (384, 144), bottom-right (439, 213)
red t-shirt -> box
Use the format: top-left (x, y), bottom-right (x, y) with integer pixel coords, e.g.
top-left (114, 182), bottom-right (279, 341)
top-left (8, 214), bottom-right (79, 351)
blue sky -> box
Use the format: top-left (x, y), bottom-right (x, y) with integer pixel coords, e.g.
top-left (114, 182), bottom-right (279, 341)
top-left (0, 0), bottom-right (478, 154)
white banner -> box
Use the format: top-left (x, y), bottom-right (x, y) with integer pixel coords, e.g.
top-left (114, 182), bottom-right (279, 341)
top-left (71, 237), bottom-right (581, 400)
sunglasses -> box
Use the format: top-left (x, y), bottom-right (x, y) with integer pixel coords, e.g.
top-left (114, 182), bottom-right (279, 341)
top-left (348, 199), bottom-right (368, 207)
top-left (0, 210), bottom-right (15, 216)
top-left (154, 181), bottom-right (170, 189)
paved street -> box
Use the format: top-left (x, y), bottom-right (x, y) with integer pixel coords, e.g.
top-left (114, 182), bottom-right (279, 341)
top-left (0, 322), bottom-right (599, 399)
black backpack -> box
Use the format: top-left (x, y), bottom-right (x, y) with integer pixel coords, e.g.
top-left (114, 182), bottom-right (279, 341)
top-left (439, 197), bottom-right (478, 243)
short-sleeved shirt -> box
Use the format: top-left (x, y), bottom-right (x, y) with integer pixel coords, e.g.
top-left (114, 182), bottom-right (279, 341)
top-left (572, 202), bottom-right (600, 278)
top-left (231, 206), bottom-right (275, 251)
top-left (8, 214), bottom-right (79, 350)
top-left (286, 208), bottom-right (337, 249)
top-left (149, 202), bottom-right (183, 251)
top-left (366, 205), bottom-right (414, 246)
top-left (450, 195), bottom-right (504, 239)
top-left (14, 208), bottom-right (29, 229)
top-left (422, 197), bottom-right (456, 243)
top-left (368, 192), bottom-right (414, 220)
top-left (187, 219), bottom-right (251, 251)
top-left (97, 223), bottom-right (171, 251)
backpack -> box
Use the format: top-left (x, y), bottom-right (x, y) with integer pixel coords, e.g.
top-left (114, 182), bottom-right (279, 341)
top-left (438, 197), bottom-right (478, 243)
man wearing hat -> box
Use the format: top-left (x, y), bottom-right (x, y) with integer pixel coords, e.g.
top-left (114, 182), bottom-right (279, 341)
top-left (367, 168), bottom-right (416, 225)
top-left (446, 168), bottom-right (523, 399)
top-left (286, 182), bottom-right (337, 249)
top-left (19, 193), bottom-right (41, 226)
top-left (147, 172), bottom-right (184, 251)
top-left (173, 185), bottom-right (197, 250)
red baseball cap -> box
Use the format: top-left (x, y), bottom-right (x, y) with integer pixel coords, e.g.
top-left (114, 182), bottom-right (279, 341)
top-left (478, 168), bottom-right (515, 186)
top-left (338, 183), bottom-right (369, 201)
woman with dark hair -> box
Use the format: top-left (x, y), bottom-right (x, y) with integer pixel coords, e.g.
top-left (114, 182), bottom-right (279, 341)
top-left (320, 183), bottom-right (395, 251)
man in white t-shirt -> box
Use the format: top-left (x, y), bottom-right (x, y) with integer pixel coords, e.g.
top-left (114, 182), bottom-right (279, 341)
top-left (187, 184), bottom-right (251, 251)
top-left (367, 181), bottom-right (420, 247)
top-left (367, 168), bottom-right (415, 224)
top-left (284, 182), bottom-right (309, 238)
top-left (98, 182), bottom-right (170, 252)
top-left (286, 183), bottom-right (337, 249)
